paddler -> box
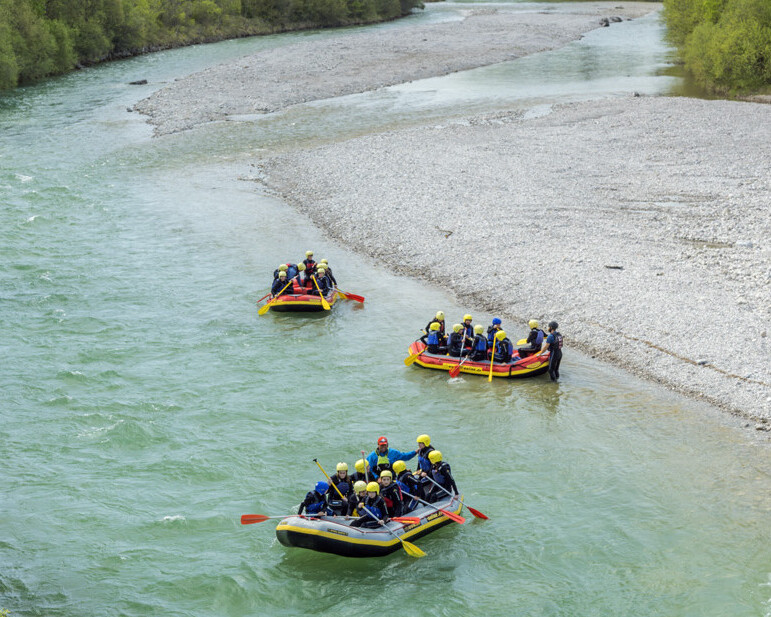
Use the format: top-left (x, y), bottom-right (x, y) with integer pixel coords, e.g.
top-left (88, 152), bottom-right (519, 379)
top-left (378, 470), bottom-right (404, 517)
top-left (350, 458), bottom-right (371, 484)
top-left (486, 317), bottom-right (503, 346)
top-left (493, 330), bottom-right (514, 363)
top-left (350, 482), bottom-right (389, 528)
top-left (297, 481), bottom-right (330, 516)
top-left (470, 324), bottom-right (489, 361)
top-left (271, 270), bottom-right (290, 296)
top-left (427, 451), bottom-right (458, 502)
top-left (347, 481), bottom-right (368, 516)
top-left (392, 461), bottom-right (421, 512)
top-left (318, 259), bottom-right (337, 286)
top-left (302, 250), bottom-right (317, 278)
top-left (518, 319), bottom-right (545, 357)
top-left (420, 322), bottom-right (446, 355)
top-left (461, 314), bottom-right (474, 341)
top-left (310, 268), bottom-right (331, 297)
top-left (447, 324), bottom-right (465, 358)
top-left (366, 436), bottom-right (417, 476)
top-left (272, 263), bottom-right (288, 280)
top-left (327, 462), bottom-right (352, 516)
top-left (424, 311), bottom-right (446, 338)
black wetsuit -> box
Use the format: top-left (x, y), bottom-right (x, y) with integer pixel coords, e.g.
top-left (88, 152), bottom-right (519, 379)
top-left (271, 278), bottom-right (290, 296)
top-left (447, 331), bottom-right (464, 357)
top-left (546, 330), bottom-right (563, 381)
top-left (470, 334), bottom-right (488, 361)
top-left (298, 490), bottom-right (328, 515)
top-left (327, 476), bottom-right (352, 515)
top-left (428, 461), bottom-right (458, 502)
top-left (396, 471), bottom-right (422, 510)
top-left (493, 337), bottom-right (514, 363)
top-left (350, 495), bottom-right (388, 528)
top-left (380, 482), bottom-right (404, 517)
top-left (310, 275), bottom-right (330, 297)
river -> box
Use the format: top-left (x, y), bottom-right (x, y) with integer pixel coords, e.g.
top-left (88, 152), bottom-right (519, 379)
top-left (1, 3), bottom-right (769, 616)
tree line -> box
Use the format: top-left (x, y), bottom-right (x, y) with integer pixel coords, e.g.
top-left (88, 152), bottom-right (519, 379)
top-left (0, 0), bottom-right (423, 90)
top-left (663, 0), bottom-right (771, 93)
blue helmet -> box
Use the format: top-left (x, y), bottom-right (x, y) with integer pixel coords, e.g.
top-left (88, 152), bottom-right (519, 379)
top-left (492, 318), bottom-right (502, 326)
top-left (315, 481), bottom-right (329, 494)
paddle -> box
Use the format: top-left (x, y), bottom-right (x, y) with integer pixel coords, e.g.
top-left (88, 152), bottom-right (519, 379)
top-left (360, 505), bottom-right (425, 558)
top-left (404, 346), bottom-right (429, 366)
top-left (360, 450), bottom-right (370, 483)
top-left (241, 513), bottom-right (321, 524)
top-left (313, 459), bottom-right (347, 502)
top-left (517, 338), bottom-right (527, 346)
top-left (392, 516), bottom-right (421, 525)
top-left (424, 476), bottom-right (489, 520)
top-left (449, 335), bottom-right (474, 378)
top-left (336, 289), bottom-right (365, 303)
top-left (488, 337), bottom-right (497, 382)
top-left (258, 280), bottom-right (292, 315)
top-left (401, 490), bottom-right (465, 524)
top-left (256, 292), bottom-right (271, 305)
top-left (311, 276), bottom-right (331, 311)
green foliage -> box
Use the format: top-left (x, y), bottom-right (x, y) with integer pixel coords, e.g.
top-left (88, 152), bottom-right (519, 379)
top-left (0, 0), bottom-right (423, 90)
top-left (663, 0), bottom-right (771, 92)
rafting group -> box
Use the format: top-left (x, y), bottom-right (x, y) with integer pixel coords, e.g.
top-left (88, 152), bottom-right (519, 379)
top-left (407, 312), bottom-right (564, 381)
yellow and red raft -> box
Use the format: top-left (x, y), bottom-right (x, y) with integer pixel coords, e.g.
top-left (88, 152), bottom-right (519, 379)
top-left (266, 289), bottom-right (340, 312)
top-left (407, 340), bottom-right (550, 378)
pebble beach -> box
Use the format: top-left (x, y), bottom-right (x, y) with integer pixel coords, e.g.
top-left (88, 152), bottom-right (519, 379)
top-left (135, 2), bottom-right (771, 428)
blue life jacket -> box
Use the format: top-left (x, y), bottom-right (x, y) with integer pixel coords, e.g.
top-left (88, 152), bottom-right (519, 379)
top-left (304, 491), bottom-right (327, 514)
top-left (427, 331), bottom-right (440, 346)
top-left (417, 446), bottom-right (434, 473)
top-left (286, 264), bottom-right (299, 278)
top-left (473, 335), bottom-right (487, 352)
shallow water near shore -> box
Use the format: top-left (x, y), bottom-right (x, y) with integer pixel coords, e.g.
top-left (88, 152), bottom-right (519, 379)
top-left (1, 3), bottom-right (770, 617)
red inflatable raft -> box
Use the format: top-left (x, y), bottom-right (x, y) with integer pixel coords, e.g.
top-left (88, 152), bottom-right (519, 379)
top-left (407, 340), bottom-right (550, 378)
top-left (266, 289), bottom-right (339, 312)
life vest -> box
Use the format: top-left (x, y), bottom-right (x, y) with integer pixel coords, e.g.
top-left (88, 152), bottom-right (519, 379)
top-left (374, 453), bottom-right (391, 475)
top-left (417, 446), bottom-right (434, 473)
top-left (286, 264), bottom-right (298, 279)
top-left (427, 331), bottom-right (440, 346)
top-left (380, 483), bottom-right (402, 514)
top-left (462, 324), bottom-right (473, 340)
top-left (327, 480), bottom-right (351, 513)
top-left (549, 332), bottom-right (563, 350)
top-left (473, 334), bottom-right (487, 352)
top-left (431, 462), bottom-right (453, 491)
top-left (304, 491), bottom-right (327, 515)
top-left (363, 495), bottom-right (386, 520)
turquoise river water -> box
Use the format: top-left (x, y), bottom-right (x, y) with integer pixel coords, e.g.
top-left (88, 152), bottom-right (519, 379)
top-left (1, 3), bottom-right (770, 616)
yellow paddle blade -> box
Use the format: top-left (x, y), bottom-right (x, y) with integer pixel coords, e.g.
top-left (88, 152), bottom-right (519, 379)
top-left (517, 338), bottom-right (527, 346)
top-left (257, 301), bottom-right (272, 316)
top-left (401, 540), bottom-right (426, 558)
top-left (404, 353), bottom-right (420, 366)
top-left (321, 297), bottom-right (331, 310)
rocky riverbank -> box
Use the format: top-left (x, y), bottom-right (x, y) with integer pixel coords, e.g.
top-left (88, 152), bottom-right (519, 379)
top-left (259, 96), bottom-right (771, 426)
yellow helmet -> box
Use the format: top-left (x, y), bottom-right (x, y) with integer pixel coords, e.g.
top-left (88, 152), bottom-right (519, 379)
top-left (320, 259), bottom-right (328, 264)
top-left (336, 462), bottom-right (348, 472)
top-left (435, 311), bottom-right (445, 320)
top-left (416, 434), bottom-right (431, 447)
top-left (429, 322), bottom-right (441, 331)
top-left (317, 268), bottom-right (326, 275)
top-left (379, 469), bottom-right (392, 479)
top-left (452, 323), bottom-right (462, 333)
top-left (278, 264), bottom-right (288, 271)
top-left (463, 314), bottom-right (472, 322)
top-left (353, 480), bottom-right (367, 493)
top-left (495, 330), bottom-right (507, 341)
top-left (474, 324), bottom-right (484, 335)
top-left (393, 461), bottom-right (406, 474)
top-left (529, 319), bottom-right (539, 329)
top-left (297, 263), bottom-right (306, 271)
top-left (305, 250), bottom-right (313, 257)
top-left (428, 450), bottom-right (442, 464)
top-left (366, 482), bottom-right (380, 494)
top-left (278, 271), bottom-right (287, 278)
top-left (355, 459), bottom-right (368, 472)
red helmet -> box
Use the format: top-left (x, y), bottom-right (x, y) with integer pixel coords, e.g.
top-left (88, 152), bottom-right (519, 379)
top-left (377, 436), bottom-right (388, 446)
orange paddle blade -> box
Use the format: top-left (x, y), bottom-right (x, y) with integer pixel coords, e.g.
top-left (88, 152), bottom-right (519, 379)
top-left (240, 514), bottom-right (270, 524)
top-left (439, 509), bottom-right (466, 524)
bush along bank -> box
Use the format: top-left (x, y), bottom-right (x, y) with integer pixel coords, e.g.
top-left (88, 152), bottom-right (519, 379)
top-left (663, 0), bottom-right (771, 94)
top-left (0, 0), bottom-right (424, 91)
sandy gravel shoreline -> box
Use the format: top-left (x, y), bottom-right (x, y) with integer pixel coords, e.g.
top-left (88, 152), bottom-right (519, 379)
top-left (135, 2), bottom-right (657, 134)
top-left (134, 2), bottom-right (771, 427)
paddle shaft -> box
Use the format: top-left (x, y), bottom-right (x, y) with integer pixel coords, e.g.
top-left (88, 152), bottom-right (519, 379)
top-left (311, 276), bottom-right (331, 310)
top-left (488, 337), bottom-right (497, 381)
top-left (401, 490), bottom-right (464, 524)
top-left (361, 450), bottom-right (369, 484)
top-left (423, 476), bottom-right (488, 519)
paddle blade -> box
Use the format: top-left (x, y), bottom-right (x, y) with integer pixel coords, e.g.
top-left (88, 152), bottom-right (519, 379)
top-left (342, 292), bottom-right (365, 303)
top-left (516, 338), bottom-right (527, 345)
top-left (240, 514), bottom-right (270, 524)
top-left (257, 302), bottom-right (272, 316)
top-left (392, 517), bottom-right (421, 525)
top-left (440, 509), bottom-right (466, 524)
top-left (404, 353), bottom-right (420, 366)
top-left (321, 298), bottom-right (331, 310)
top-left (466, 506), bottom-right (489, 520)
top-left (401, 540), bottom-right (426, 558)
top-left (448, 365), bottom-right (461, 378)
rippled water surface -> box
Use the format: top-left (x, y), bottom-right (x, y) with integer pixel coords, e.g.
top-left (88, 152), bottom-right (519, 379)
top-left (1, 4), bottom-right (769, 617)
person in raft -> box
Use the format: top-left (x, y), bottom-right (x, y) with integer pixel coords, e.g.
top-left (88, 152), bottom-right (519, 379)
top-left (327, 462), bottom-right (353, 515)
top-left (316, 267), bottom-right (333, 291)
top-left (427, 450), bottom-right (458, 502)
top-left (350, 482), bottom-right (389, 528)
top-left (347, 481), bottom-right (368, 517)
top-left (378, 470), bottom-right (405, 517)
top-left (298, 481), bottom-right (330, 516)
top-left (392, 460), bottom-right (421, 511)
top-left (425, 311), bottom-right (446, 338)
top-left (420, 322), bottom-right (447, 354)
top-left (470, 324), bottom-right (489, 361)
top-left (302, 250), bottom-right (317, 277)
top-left (542, 320), bottom-right (563, 381)
top-left (493, 330), bottom-right (514, 363)
top-left (487, 317), bottom-right (503, 346)
top-left (318, 259), bottom-right (337, 286)
top-left (350, 458), bottom-right (371, 484)
top-left (309, 268), bottom-right (331, 296)
top-left (518, 319), bottom-right (545, 357)
top-left (272, 263), bottom-right (288, 280)
top-left (271, 271), bottom-right (291, 296)
top-left (447, 324), bottom-right (467, 357)
top-left (366, 436), bottom-right (417, 476)
top-left (461, 314), bottom-right (474, 342)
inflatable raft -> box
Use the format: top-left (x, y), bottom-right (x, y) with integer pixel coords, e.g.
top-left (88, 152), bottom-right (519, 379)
top-left (276, 493), bottom-right (462, 557)
top-left (267, 289), bottom-right (339, 312)
top-left (407, 340), bottom-right (550, 378)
